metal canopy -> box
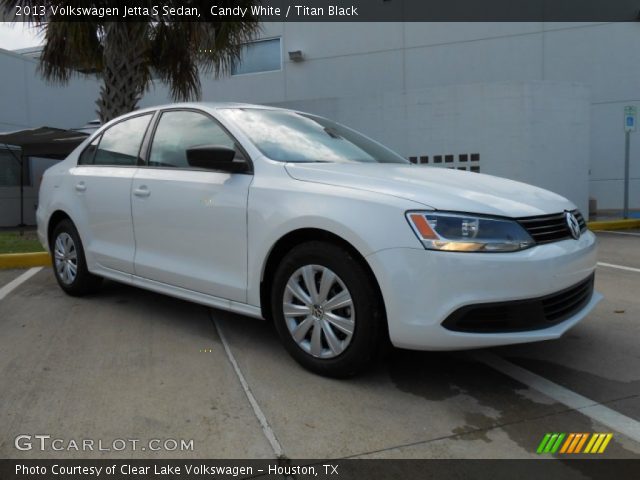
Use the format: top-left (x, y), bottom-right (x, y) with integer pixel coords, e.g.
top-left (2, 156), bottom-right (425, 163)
top-left (0, 127), bottom-right (89, 226)
top-left (0, 126), bottom-right (89, 159)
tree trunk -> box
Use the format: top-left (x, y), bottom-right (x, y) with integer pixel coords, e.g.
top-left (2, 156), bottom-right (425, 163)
top-left (96, 23), bottom-right (148, 123)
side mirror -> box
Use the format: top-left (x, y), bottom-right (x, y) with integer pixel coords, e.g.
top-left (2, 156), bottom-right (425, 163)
top-left (186, 145), bottom-right (248, 173)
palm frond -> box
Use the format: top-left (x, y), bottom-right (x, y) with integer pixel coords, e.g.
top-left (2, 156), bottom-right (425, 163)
top-left (1, 0), bottom-right (264, 112)
top-left (38, 20), bottom-right (103, 83)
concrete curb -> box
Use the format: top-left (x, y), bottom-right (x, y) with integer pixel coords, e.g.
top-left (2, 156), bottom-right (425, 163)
top-left (588, 219), bottom-right (640, 231)
top-left (0, 252), bottom-right (51, 269)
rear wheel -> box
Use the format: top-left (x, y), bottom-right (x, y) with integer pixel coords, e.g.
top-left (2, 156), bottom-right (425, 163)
top-left (51, 220), bottom-right (102, 296)
top-left (271, 241), bottom-right (384, 377)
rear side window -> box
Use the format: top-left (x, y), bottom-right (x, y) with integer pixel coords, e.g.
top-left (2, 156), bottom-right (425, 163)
top-left (92, 114), bottom-right (152, 166)
top-left (148, 110), bottom-right (243, 168)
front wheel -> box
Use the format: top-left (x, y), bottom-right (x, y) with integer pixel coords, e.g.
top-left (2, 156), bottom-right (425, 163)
top-left (271, 241), bottom-right (385, 377)
top-left (51, 219), bottom-right (102, 296)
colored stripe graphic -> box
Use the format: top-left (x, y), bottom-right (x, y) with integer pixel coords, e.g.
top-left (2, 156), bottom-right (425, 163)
top-left (537, 433), bottom-right (552, 453)
top-left (574, 433), bottom-right (589, 453)
top-left (540, 433), bottom-right (613, 454)
top-left (598, 433), bottom-right (613, 453)
top-left (584, 434), bottom-right (599, 453)
top-left (567, 433), bottom-right (583, 453)
top-left (537, 433), bottom-right (566, 454)
top-left (550, 433), bottom-right (565, 453)
top-left (544, 433), bottom-right (559, 453)
top-left (592, 433), bottom-right (606, 453)
top-left (585, 433), bottom-right (614, 454)
top-left (560, 433), bottom-right (575, 453)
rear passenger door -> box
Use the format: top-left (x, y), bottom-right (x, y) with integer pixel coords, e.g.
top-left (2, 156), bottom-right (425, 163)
top-left (72, 113), bottom-right (153, 274)
top-left (131, 109), bottom-right (252, 302)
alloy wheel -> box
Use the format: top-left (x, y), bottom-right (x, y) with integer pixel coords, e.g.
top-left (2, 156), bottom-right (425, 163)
top-left (54, 232), bottom-right (78, 285)
top-left (282, 264), bottom-right (355, 359)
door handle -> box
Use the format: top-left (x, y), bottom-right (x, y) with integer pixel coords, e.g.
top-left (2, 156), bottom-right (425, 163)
top-left (75, 182), bottom-right (86, 192)
top-left (133, 186), bottom-right (151, 198)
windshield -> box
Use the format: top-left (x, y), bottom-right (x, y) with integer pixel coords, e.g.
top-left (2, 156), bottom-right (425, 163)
top-left (220, 108), bottom-right (409, 164)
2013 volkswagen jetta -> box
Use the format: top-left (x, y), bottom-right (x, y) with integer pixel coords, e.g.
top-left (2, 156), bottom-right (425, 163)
top-left (37, 103), bottom-right (601, 377)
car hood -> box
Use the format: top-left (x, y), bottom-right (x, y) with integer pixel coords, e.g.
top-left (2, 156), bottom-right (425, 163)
top-left (284, 163), bottom-right (575, 217)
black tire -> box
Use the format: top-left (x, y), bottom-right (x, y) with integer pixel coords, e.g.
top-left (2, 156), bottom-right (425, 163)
top-left (51, 219), bottom-right (102, 296)
top-left (271, 241), bottom-right (385, 378)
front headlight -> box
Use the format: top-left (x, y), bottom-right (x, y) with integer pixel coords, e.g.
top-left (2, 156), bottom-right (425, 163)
top-left (406, 211), bottom-right (535, 252)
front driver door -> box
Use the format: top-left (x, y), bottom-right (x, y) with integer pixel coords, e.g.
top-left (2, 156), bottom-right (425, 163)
top-left (131, 109), bottom-right (252, 302)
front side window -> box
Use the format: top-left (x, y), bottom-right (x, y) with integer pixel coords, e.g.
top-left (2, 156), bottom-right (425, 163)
top-left (92, 114), bottom-right (152, 166)
top-left (220, 109), bottom-right (409, 164)
top-left (148, 110), bottom-right (242, 169)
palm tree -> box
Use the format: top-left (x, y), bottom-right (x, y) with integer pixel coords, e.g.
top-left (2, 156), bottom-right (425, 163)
top-left (1, 1), bottom-right (260, 122)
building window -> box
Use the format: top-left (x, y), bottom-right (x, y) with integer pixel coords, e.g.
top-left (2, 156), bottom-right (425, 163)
top-left (232, 38), bottom-right (282, 76)
top-left (0, 149), bottom-right (30, 187)
top-left (407, 151), bottom-right (481, 172)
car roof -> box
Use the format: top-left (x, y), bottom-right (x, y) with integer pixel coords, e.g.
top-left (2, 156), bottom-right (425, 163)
top-left (99, 102), bottom-right (297, 130)
top-left (202, 102), bottom-right (282, 110)
top-left (132, 102), bottom-right (286, 115)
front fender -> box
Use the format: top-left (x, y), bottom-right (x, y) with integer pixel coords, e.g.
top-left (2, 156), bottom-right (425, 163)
top-left (246, 174), bottom-right (426, 307)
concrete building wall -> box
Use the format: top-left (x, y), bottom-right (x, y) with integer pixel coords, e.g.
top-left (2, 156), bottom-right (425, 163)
top-left (0, 48), bottom-right (100, 131)
top-left (271, 81), bottom-right (591, 215)
top-left (144, 22), bottom-right (640, 211)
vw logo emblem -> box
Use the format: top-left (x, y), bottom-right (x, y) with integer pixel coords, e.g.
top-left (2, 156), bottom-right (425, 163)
top-left (565, 211), bottom-right (581, 240)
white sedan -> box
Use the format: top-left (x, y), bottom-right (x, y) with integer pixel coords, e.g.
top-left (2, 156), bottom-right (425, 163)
top-left (37, 103), bottom-right (601, 377)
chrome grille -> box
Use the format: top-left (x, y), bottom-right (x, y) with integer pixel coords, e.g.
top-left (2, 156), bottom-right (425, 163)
top-left (517, 210), bottom-right (587, 245)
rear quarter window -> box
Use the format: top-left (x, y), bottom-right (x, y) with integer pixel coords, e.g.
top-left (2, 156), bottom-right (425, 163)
top-left (91, 114), bottom-right (152, 166)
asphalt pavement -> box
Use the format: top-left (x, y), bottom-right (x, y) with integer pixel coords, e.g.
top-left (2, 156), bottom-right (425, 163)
top-left (0, 231), bottom-right (638, 459)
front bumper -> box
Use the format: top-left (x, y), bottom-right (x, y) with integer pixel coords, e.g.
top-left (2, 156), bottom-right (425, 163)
top-left (365, 230), bottom-right (601, 350)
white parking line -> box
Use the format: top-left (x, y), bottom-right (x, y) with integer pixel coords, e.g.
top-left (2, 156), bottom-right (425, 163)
top-left (211, 313), bottom-right (284, 458)
top-left (474, 352), bottom-right (640, 443)
top-left (0, 267), bottom-right (42, 301)
top-left (594, 230), bottom-right (640, 237)
top-left (597, 262), bottom-right (640, 274)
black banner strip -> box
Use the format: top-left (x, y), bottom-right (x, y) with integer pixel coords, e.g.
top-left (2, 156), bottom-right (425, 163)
top-left (2, 0), bottom-right (640, 22)
top-left (1, 459), bottom-right (640, 480)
